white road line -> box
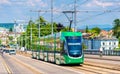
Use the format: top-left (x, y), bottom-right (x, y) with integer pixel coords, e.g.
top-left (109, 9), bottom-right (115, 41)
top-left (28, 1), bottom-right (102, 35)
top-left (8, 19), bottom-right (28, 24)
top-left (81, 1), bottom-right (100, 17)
top-left (18, 54), bottom-right (84, 74)
top-left (0, 55), bottom-right (12, 74)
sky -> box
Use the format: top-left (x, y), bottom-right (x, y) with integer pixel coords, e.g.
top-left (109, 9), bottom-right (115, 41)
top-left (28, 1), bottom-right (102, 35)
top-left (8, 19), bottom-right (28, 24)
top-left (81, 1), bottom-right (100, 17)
top-left (0, 0), bottom-right (120, 29)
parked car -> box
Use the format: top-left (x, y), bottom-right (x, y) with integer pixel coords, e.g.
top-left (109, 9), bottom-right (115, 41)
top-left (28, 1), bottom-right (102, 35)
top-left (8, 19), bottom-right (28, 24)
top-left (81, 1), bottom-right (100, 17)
top-left (9, 49), bottom-right (16, 55)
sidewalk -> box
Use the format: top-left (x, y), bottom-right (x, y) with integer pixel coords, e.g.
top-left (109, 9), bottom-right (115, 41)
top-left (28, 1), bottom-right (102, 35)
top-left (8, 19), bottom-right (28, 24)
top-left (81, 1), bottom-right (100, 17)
top-left (85, 54), bottom-right (120, 61)
top-left (0, 55), bottom-right (8, 74)
top-left (16, 51), bottom-right (31, 57)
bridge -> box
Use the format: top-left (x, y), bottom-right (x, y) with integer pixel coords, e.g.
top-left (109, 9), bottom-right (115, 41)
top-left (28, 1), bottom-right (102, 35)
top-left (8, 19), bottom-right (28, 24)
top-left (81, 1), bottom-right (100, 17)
top-left (0, 50), bottom-right (120, 74)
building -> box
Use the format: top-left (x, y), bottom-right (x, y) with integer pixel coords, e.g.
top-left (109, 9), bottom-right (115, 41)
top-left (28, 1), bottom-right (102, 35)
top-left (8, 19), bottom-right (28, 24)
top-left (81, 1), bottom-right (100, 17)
top-left (83, 37), bottom-right (119, 50)
top-left (13, 23), bottom-right (26, 33)
top-left (0, 23), bottom-right (25, 45)
top-left (0, 27), bottom-right (9, 45)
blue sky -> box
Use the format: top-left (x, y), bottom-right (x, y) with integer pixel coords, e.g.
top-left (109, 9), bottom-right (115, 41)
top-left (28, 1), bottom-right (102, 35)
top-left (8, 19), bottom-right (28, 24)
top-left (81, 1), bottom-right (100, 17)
top-left (0, 0), bottom-right (120, 29)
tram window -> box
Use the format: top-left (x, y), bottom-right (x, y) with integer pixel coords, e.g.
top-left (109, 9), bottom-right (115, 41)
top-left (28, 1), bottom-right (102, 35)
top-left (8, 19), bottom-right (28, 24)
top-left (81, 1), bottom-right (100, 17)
top-left (60, 41), bottom-right (64, 54)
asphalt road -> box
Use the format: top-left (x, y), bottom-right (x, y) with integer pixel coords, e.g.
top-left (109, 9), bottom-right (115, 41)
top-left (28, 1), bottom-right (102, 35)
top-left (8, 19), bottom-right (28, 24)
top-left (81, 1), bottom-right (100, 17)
top-left (3, 53), bottom-right (83, 74)
top-left (0, 55), bottom-right (8, 74)
top-left (2, 54), bottom-right (37, 74)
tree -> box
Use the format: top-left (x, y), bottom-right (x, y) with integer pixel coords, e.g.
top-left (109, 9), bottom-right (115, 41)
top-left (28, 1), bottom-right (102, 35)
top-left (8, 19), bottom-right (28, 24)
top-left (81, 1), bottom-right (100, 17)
top-left (56, 23), bottom-right (64, 32)
top-left (82, 43), bottom-right (87, 50)
top-left (91, 27), bottom-right (101, 34)
top-left (8, 36), bottom-right (13, 41)
top-left (85, 26), bottom-right (89, 33)
top-left (112, 19), bottom-right (120, 38)
top-left (88, 27), bottom-right (101, 39)
top-left (0, 39), bottom-right (2, 45)
top-left (9, 28), bottom-right (13, 32)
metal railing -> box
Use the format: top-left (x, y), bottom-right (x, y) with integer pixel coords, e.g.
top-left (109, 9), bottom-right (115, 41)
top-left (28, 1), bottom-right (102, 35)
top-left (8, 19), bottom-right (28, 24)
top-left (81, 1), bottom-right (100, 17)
top-left (84, 50), bottom-right (120, 56)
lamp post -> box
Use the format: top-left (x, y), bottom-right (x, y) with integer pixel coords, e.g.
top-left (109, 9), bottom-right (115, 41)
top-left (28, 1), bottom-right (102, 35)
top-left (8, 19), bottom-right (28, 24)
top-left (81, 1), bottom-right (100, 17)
top-left (51, 0), bottom-right (53, 35)
top-left (30, 21), bottom-right (32, 52)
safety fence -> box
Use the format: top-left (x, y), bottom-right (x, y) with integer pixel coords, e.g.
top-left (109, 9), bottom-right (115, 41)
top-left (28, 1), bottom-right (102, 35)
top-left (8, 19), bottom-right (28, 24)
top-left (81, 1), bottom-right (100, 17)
top-left (84, 50), bottom-right (120, 56)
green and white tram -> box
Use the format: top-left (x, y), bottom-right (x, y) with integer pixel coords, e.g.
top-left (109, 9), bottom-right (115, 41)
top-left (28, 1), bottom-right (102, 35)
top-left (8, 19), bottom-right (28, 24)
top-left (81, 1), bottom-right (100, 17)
top-left (32, 32), bottom-right (84, 65)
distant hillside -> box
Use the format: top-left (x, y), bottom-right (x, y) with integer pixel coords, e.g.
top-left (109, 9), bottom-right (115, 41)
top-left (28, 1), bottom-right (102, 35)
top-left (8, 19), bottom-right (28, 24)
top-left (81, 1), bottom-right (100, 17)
top-left (78, 24), bottom-right (113, 31)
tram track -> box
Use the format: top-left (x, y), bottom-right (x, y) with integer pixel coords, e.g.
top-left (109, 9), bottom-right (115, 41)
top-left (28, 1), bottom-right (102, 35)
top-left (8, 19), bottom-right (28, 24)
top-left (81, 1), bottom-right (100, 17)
top-left (17, 52), bottom-right (120, 73)
top-left (84, 61), bottom-right (120, 71)
top-left (68, 62), bottom-right (120, 74)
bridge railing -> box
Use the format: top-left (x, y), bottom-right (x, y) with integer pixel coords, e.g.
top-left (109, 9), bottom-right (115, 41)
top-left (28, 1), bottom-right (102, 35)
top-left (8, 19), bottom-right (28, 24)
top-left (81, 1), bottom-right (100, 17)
top-left (84, 50), bottom-right (120, 56)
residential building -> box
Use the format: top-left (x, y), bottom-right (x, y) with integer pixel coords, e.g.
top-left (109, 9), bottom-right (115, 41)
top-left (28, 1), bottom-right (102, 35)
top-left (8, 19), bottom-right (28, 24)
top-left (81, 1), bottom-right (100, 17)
top-left (83, 37), bottom-right (118, 50)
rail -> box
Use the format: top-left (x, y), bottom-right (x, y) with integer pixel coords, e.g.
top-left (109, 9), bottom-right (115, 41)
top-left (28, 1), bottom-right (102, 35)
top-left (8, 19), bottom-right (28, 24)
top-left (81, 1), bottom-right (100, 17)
top-left (84, 50), bottom-right (120, 56)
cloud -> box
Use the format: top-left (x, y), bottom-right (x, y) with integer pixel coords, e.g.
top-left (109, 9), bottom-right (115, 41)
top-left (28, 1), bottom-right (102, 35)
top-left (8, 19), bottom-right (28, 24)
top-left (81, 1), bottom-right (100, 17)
top-left (1, 0), bottom-right (48, 7)
top-left (85, 0), bottom-right (119, 8)
top-left (94, 0), bottom-right (113, 7)
top-left (0, 0), bottom-right (11, 4)
top-left (25, 0), bottom-right (48, 7)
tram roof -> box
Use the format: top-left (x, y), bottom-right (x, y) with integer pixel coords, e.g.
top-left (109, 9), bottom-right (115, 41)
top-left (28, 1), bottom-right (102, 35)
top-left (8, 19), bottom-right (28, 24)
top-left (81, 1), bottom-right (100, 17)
top-left (40, 32), bottom-right (82, 39)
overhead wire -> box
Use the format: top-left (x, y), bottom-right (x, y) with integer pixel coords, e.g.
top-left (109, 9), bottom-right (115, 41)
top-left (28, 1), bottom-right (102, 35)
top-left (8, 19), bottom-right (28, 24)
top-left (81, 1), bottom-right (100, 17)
top-left (53, 0), bottom-right (89, 23)
top-left (76, 7), bottom-right (120, 23)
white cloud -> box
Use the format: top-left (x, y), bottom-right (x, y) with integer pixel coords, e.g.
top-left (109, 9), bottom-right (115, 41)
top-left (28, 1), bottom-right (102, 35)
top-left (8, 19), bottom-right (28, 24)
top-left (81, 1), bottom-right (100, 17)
top-left (2, 0), bottom-right (48, 7)
top-left (85, 0), bottom-right (117, 8)
top-left (0, 0), bottom-right (11, 4)
top-left (26, 0), bottom-right (47, 7)
top-left (94, 0), bottom-right (113, 7)
top-left (26, 0), bottom-right (35, 7)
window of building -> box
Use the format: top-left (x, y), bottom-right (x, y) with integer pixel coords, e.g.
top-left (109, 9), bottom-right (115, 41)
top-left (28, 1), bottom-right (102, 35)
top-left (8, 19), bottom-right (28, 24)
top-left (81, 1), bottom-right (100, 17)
top-left (102, 47), bottom-right (105, 50)
top-left (109, 42), bottom-right (111, 45)
top-left (114, 42), bottom-right (116, 45)
top-left (103, 42), bottom-right (105, 45)
top-left (109, 47), bottom-right (111, 50)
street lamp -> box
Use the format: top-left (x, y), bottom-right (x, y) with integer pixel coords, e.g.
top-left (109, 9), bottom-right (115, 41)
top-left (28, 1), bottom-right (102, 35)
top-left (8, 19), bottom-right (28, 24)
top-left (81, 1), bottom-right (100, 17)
top-left (30, 21), bottom-right (32, 52)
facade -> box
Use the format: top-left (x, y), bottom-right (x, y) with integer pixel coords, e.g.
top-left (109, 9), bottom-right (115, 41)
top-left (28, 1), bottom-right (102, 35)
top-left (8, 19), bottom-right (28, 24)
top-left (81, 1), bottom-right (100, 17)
top-left (13, 23), bottom-right (26, 33)
top-left (83, 37), bottom-right (118, 50)
top-left (0, 28), bottom-right (9, 45)
top-left (0, 23), bottom-right (26, 46)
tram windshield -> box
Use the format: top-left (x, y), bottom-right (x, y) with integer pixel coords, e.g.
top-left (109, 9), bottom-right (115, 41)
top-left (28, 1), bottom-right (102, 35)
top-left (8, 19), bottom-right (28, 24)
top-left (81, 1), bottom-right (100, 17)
top-left (65, 36), bottom-right (82, 57)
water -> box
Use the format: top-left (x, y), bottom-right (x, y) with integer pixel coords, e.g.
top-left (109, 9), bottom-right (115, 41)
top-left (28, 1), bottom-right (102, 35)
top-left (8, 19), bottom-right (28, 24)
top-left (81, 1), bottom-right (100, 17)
top-left (0, 23), bottom-right (14, 29)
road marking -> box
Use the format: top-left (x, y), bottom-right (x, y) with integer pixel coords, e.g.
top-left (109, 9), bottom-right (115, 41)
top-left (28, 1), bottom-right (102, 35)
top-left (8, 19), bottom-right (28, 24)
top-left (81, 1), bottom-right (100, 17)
top-left (18, 54), bottom-right (84, 74)
top-left (39, 61), bottom-right (84, 74)
top-left (0, 56), bottom-right (12, 74)
top-left (8, 54), bottom-right (44, 74)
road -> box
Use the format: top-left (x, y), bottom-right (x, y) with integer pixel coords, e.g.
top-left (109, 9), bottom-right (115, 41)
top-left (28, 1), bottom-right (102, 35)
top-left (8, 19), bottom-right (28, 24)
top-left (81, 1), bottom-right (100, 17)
top-left (0, 55), bottom-right (8, 74)
top-left (1, 53), bottom-right (120, 74)
top-left (1, 53), bottom-right (83, 74)
top-left (1, 54), bottom-right (36, 74)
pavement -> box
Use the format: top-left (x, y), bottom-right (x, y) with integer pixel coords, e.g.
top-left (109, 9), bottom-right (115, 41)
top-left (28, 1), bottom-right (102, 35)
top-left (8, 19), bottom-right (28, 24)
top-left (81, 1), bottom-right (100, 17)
top-left (84, 54), bottom-right (120, 61)
top-left (0, 55), bottom-right (8, 74)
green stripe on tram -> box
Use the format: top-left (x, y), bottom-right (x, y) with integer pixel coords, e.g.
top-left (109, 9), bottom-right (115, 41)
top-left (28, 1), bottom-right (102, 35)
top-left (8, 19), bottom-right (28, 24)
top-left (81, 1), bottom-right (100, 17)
top-left (61, 32), bottom-right (82, 40)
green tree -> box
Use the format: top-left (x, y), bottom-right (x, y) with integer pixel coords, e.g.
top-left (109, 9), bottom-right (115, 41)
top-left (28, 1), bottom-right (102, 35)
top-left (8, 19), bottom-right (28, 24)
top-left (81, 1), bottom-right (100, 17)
top-left (88, 27), bottom-right (101, 39)
top-left (82, 43), bottom-right (87, 50)
top-left (91, 27), bottom-right (101, 34)
top-left (0, 39), bottom-right (2, 44)
top-left (9, 28), bottom-right (13, 32)
top-left (56, 23), bottom-right (64, 32)
top-left (85, 26), bottom-right (89, 33)
top-left (9, 36), bottom-right (13, 41)
top-left (112, 19), bottom-right (120, 38)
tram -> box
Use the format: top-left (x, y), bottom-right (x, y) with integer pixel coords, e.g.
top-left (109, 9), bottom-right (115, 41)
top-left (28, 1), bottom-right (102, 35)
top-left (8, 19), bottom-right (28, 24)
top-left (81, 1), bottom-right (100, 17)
top-left (32, 32), bottom-right (84, 65)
